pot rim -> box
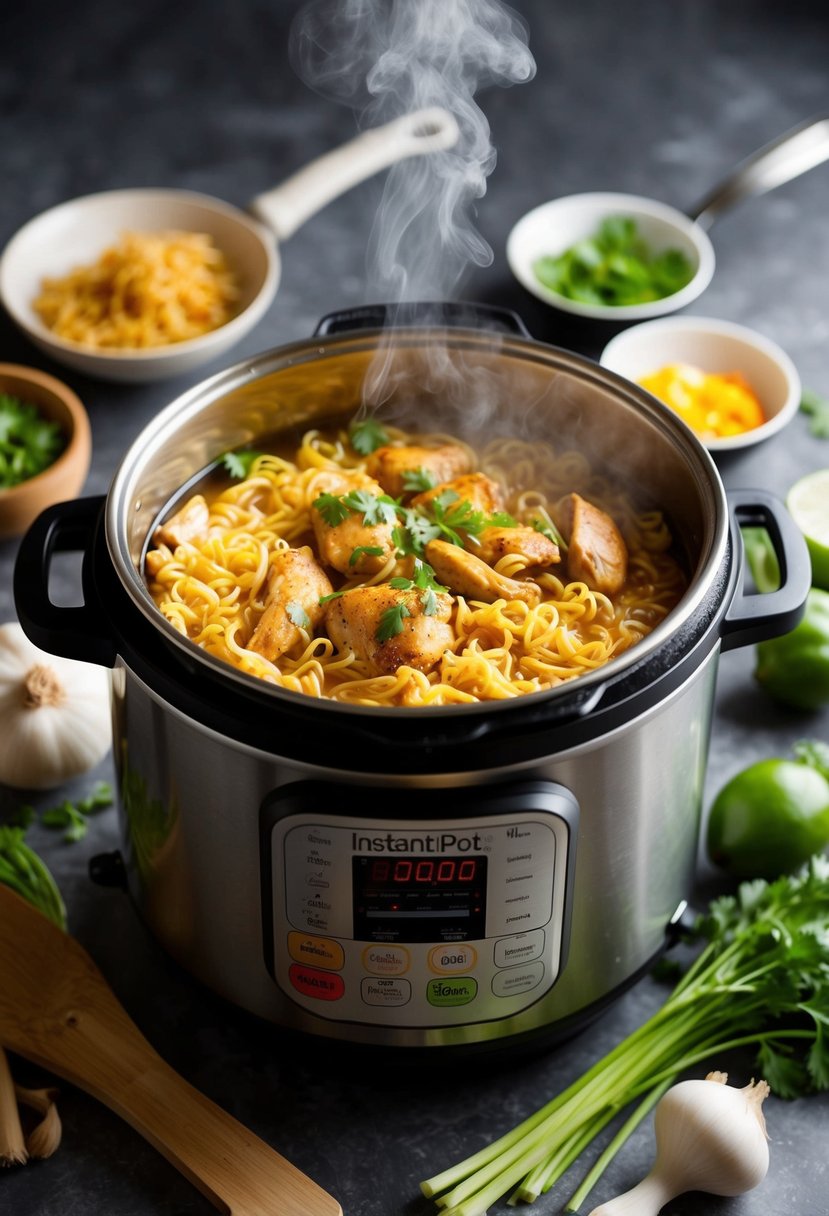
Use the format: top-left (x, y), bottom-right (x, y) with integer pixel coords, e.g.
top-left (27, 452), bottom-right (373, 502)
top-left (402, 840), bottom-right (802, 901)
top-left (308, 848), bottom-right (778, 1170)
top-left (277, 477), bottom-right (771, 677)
top-left (104, 323), bottom-right (729, 718)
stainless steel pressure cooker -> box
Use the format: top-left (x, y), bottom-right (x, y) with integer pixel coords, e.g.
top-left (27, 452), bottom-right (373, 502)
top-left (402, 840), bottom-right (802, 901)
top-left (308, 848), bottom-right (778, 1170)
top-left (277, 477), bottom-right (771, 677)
top-left (14, 304), bottom-right (810, 1053)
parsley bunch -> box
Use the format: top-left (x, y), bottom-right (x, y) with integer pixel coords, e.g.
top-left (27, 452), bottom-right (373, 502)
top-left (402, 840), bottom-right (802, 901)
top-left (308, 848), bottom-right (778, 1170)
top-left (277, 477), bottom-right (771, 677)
top-left (0, 394), bottom-right (65, 489)
top-left (422, 857), bottom-right (829, 1214)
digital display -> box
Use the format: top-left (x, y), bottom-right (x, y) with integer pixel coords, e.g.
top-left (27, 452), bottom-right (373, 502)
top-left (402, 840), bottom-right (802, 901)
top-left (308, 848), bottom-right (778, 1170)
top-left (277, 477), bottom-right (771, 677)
top-left (352, 854), bottom-right (487, 943)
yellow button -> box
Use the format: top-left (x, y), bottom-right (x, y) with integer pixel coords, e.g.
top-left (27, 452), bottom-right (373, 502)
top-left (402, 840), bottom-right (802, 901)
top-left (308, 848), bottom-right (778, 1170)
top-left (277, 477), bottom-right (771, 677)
top-left (428, 943), bottom-right (477, 974)
top-left (288, 932), bottom-right (345, 971)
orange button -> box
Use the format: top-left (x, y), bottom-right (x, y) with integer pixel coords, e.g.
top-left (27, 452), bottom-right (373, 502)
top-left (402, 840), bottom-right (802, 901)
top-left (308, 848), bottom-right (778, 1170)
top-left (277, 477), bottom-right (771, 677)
top-left (288, 932), bottom-right (345, 971)
top-left (428, 943), bottom-right (477, 974)
top-left (288, 964), bottom-right (345, 1001)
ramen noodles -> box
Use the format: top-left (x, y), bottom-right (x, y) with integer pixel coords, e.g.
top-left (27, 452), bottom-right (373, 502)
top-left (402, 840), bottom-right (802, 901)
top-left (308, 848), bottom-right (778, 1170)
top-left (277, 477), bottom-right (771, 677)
top-left (145, 421), bottom-right (687, 707)
top-left (33, 230), bottom-right (239, 349)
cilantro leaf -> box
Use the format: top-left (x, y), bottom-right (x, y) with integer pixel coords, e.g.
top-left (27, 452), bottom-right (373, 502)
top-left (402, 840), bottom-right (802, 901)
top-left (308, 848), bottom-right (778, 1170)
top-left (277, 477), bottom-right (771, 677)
top-left (533, 516), bottom-right (568, 551)
top-left (349, 545), bottom-right (385, 568)
top-left (341, 489), bottom-right (398, 527)
top-left (350, 417), bottom-right (389, 455)
top-left (0, 393), bottom-right (66, 489)
top-left (421, 588), bottom-right (439, 617)
top-left (286, 601), bottom-right (311, 629)
top-left (800, 388), bottom-right (829, 438)
top-left (402, 466), bottom-right (438, 493)
top-left (319, 589), bottom-right (346, 606)
top-left (313, 492), bottom-right (352, 527)
top-left (40, 782), bottom-right (113, 842)
top-left (376, 602), bottom-right (412, 643)
top-left (219, 449), bottom-right (263, 479)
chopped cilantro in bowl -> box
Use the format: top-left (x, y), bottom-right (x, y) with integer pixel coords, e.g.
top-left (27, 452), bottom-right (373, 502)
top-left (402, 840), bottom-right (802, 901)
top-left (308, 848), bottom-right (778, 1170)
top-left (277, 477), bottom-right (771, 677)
top-left (0, 392), bottom-right (66, 489)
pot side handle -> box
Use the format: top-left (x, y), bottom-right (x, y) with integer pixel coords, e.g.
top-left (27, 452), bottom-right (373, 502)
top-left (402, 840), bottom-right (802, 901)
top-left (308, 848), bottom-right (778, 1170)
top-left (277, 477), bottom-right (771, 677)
top-left (13, 496), bottom-right (116, 668)
top-left (314, 300), bottom-right (531, 337)
top-left (720, 489), bottom-right (811, 652)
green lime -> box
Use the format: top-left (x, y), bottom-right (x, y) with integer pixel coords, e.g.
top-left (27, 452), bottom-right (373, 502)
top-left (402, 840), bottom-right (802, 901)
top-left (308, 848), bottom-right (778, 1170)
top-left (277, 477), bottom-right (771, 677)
top-left (706, 758), bottom-right (829, 879)
top-left (755, 587), bottom-right (829, 710)
top-left (787, 468), bottom-right (829, 590)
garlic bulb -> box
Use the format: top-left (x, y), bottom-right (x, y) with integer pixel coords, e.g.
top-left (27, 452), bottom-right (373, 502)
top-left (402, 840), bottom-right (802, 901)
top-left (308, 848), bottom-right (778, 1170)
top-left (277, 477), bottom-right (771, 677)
top-left (588, 1071), bottom-right (770, 1216)
top-left (0, 622), bottom-right (111, 790)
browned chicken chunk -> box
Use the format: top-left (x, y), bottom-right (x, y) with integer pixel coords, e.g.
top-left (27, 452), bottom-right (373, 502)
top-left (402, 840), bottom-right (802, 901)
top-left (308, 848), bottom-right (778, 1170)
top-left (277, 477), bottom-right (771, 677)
top-left (310, 470), bottom-right (397, 576)
top-left (556, 493), bottom-right (628, 595)
top-left (474, 526), bottom-right (560, 570)
top-left (366, 443), bottom-right (472, 498)
top-left (153, 495), bottom-right (209, 549)
top-left (424, 539), bottom-right (541, 606)
top-left (247, 547), bottom-right (333, 662)
top-left (325, 584), bottom-right (454, 675)
top-left (411, 472), bottom-right (505, 516)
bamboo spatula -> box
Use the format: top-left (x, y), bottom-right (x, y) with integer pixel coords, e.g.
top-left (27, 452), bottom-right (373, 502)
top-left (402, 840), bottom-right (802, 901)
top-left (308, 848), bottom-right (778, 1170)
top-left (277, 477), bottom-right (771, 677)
top-left (0, 885), bottom-right (342, 1216)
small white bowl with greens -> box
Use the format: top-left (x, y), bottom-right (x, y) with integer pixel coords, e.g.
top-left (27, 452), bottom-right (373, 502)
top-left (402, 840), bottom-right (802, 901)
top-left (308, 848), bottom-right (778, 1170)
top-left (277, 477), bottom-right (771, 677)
top-left (506, 192), bottom-right (715, 322)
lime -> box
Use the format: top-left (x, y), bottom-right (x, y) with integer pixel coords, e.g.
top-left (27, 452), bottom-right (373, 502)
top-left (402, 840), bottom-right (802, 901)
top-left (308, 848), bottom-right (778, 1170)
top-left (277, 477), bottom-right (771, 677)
top-left (787, 468), bottom-right (829, 590)
top-left (706, 758), bottom-right (829, 879)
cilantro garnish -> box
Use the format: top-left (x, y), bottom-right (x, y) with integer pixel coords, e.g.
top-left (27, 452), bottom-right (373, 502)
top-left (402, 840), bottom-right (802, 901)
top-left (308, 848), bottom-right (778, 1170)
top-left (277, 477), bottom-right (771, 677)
top-left (533, 516), bottom-right (568, 552)
top-left (312, 489), bottom-right (398, 528)
top-left (349, 417), bottom-right (390, 455)
top-left (349, 545), bottom-right (385, 568)
top-left (376, 602), bottom-right (412, 642)
top-left (285, 602), bottom-right (311, 629)
top-left (385, 561), bottom-right (447, 623)
top-left (0, 393), bottom-right (65, 489)
top-left (219, 449), bottom-right (264, 479)
top-left (319, 589), bottom-right (346, 606)
top-left (40, 781), bottom-right (114, 843)
top-left (402, 466), bottom-right (438, 493)
top-left (800, 388), bottom-right (829, 438)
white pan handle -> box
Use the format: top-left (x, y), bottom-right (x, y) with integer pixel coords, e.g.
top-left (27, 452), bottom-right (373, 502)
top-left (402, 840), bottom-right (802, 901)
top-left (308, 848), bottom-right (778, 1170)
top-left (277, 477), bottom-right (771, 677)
top-left (249, 107), bottom-right (460, 241)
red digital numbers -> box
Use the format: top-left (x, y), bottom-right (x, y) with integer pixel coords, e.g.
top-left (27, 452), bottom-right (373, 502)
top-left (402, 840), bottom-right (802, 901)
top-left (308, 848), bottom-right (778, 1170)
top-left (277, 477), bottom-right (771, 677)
top-left (369, 858), bottom-right (477, 884)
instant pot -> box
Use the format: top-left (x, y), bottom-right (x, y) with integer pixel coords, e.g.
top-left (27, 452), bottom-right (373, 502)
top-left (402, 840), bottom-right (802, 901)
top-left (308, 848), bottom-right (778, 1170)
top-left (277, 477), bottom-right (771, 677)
top-left (14, 305), bottom-right (810, 1052)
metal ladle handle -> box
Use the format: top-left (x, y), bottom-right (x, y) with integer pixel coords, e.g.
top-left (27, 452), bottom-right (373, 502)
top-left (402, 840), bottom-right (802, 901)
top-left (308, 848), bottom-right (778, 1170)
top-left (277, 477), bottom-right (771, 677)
top-left (250, 107), bottom-right (460, 242)
top-left (689, 114), bottom-right (829, 231)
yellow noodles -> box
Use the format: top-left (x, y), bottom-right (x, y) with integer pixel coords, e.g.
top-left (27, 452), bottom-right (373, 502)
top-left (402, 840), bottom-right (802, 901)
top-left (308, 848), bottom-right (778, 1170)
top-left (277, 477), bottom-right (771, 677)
top-left (33, 230), bottom-right (239, 349)
top-left (147, 430), bottom-right (687, 706)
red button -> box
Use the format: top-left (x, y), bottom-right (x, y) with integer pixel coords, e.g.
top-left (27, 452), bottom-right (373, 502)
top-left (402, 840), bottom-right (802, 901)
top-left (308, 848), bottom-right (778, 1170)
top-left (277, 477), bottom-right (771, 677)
top-left (288, 963), bottom-right (345, 1001)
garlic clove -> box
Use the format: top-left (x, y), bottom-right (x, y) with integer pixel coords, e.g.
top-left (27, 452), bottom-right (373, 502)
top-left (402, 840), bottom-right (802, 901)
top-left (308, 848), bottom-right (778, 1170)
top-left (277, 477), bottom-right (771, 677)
top-left (0, 1048), bottom-right (27, 1167)
top-left (15, 1085), bottom-right (62, 1159)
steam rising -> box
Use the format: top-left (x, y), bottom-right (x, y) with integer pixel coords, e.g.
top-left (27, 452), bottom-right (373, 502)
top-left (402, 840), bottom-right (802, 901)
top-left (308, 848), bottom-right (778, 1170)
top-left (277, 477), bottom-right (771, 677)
top-left (291, 0), bottom-right (534, 305)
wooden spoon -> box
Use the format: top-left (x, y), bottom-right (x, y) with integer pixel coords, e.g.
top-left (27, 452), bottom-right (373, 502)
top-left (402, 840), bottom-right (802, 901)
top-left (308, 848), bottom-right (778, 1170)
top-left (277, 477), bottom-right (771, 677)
top-left (0, 886), bottom-right (342, 1216)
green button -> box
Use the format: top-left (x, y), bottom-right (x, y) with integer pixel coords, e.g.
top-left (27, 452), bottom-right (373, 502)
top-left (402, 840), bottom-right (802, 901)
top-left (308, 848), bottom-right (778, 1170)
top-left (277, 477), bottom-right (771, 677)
top-left (426, 977), bottom-right (478, 1007)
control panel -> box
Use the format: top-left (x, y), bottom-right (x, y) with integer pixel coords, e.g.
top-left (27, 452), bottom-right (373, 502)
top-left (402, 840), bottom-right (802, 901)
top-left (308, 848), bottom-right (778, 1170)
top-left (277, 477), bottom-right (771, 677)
top-left (260, 781), bottom-right (578, 1028)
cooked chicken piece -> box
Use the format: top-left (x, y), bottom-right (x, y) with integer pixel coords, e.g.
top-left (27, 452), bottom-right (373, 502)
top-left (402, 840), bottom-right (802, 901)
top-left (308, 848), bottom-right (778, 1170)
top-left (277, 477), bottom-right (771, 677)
top-left (366, 443), bottom-right (472, 498)
top-left (325, 584), bottom-right (454, 675)
top-left (310, 470), bottom-right (397, 576)
top-left (556, 493), bottom-right (628, 595)
top-left (425, 539), bottom-right (541, 606)
top-left (474, 526), bottom-right (560, 571)
top-left (247, 547), bottom-right (333, 662)
top-left (153, 495), bottom-right (209, 549)
top-left (410, 472), bottom-right (505, 516)
top-left (145, 547), bottom-right (169, 578)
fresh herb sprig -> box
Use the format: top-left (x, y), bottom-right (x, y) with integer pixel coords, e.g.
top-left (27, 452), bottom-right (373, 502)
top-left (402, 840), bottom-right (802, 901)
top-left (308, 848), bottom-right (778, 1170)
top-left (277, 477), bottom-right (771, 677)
top-left (39, 781), bottom-right (114, 843)
top-left (800, 388), bottom-right (829, 438)
top-left (421, 857), bottom-right (829, 1214)
top-left (349, 417), bottom-right (390, 455)
top-left (394, 491), bottom-right (517, 557)
top-left (218, 449), bottom-right (264, 479)
top-left (402, 466), bottom-right (438, 493)
top-left (389, 559), bottom-right (448, 620)
top-left (376, 602), bottom-right (412, 643)
top-left (0, 826), bottom-right (66, 928)
top-left (313, 489), bottom-right (399, 529)
top-left (0, 394), bottom-right (65, 489)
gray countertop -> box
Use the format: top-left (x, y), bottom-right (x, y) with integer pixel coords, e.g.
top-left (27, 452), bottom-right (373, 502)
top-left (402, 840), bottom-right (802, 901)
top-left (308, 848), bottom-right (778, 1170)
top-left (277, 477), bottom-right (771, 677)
top-left (1, 0), bottom-right (828, 1213)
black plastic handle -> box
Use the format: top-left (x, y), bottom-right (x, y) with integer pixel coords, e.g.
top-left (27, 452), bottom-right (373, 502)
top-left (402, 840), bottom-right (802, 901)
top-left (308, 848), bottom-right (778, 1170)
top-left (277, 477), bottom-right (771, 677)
top-left (720, 489), bottom-right (811, 652)
top-left (13, 496), bottom-right (116, 668)
top-left (314, 300), bottom-right (531, 338)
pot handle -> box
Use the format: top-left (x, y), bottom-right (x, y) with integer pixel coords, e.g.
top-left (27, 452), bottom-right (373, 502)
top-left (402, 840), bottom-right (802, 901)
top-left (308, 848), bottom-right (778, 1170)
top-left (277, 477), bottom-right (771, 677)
top-left (720, 489), bottom-right (811, 652)
top-left (314, 301), bottom-right (531, 337)
top-left (13, 496), bottom-right (116, 668)
top-left (250, 108), bottom-right (460, 242)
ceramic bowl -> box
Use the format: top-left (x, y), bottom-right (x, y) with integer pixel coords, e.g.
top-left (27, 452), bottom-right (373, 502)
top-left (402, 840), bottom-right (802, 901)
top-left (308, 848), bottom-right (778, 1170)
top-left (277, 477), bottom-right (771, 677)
top-left (0, 363), bottom-right (91, 538)
top-left (506, 192), bottom-right (716, 323)
top-left (599, 316), bottom-right (801, 452)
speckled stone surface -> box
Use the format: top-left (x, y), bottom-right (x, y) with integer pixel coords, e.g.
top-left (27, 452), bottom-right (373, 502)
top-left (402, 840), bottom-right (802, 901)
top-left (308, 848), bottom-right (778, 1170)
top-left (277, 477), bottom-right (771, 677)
top-left (1, 1), bottom-right (828, 1213)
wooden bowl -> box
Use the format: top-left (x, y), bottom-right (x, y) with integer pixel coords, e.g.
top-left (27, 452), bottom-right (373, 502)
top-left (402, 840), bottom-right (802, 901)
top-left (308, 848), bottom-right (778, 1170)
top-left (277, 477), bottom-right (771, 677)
top-left (0, 363), bottom-right (91, 539)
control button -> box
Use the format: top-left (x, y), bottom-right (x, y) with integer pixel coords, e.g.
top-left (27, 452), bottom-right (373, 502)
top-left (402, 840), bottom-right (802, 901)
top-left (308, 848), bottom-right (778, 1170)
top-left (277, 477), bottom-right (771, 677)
top-left (361, 977), bottom-right (412, 1007)
top-left (491, 961), bottom-right (545, 998)
top-left (288, 963), bottom-right (345, 1001)
top-left (288, 932), bottom-right (345, 971)
top-left (494, 930), bottom-right (545, 969)
top-left (362, 945), bottom-right (411, 975)
top-left (428, 943), bottom-right (478, 974)
top-left (426, 977), bottom-right (478, 1007)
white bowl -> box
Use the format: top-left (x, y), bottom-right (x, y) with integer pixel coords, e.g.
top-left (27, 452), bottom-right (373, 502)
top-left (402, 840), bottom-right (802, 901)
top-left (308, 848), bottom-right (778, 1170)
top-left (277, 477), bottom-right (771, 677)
top-left (600, 315), bottom-right (801, 452)
top-left (0, 189), bottom-right (279, 384)
top-left (506, 192), bottom-right (716, 322)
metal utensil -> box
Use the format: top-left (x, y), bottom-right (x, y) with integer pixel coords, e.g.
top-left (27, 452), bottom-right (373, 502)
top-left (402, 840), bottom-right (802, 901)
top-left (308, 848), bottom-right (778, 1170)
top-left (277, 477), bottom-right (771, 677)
top-left (0, 885), bottom-right (342, 1216)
